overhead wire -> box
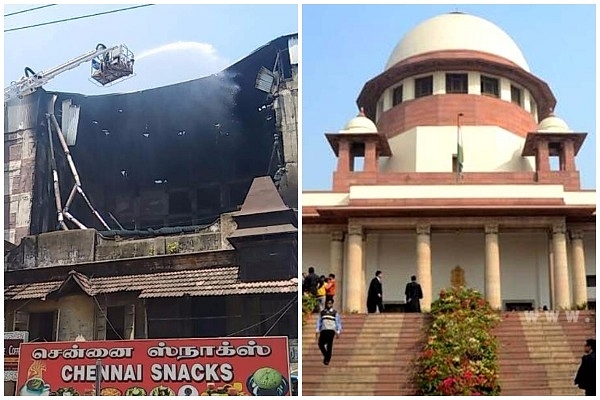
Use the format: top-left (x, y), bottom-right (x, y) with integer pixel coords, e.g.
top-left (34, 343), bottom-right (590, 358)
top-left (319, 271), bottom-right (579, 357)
top-left (4, 4), bottom-right (154, 33)
top-left (4, 4), bottom-right (56, 17)
top-left (226, 295), bottom-right (297, 337)
top-left (263, 296), bottom-right (298, 336)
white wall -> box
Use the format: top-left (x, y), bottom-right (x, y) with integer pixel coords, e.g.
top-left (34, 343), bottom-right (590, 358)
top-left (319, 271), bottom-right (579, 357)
top-left (499, 232), bottom-right (550, 307)
top-left (431, 232), bottom-right (486, 299)
top-left (414, 126), bottom-right (536, 173)
top-left (379, 128), bottom-right (417, 172)
top-left (302, 234), bottom-right (330, 276)
top-left (379, 125), bottom-right (537, 173)
top-left (366, 232), bottom-right (417, 303)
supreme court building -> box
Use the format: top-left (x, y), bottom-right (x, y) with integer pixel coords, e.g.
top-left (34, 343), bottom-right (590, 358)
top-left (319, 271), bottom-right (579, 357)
top-left (302, 12), bottom-right (596, 313)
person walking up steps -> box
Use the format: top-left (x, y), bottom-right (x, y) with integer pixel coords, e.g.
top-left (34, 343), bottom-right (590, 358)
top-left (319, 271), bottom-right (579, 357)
top-left (405, 275), bottom-right (423, 313)
top-left (316, 298), bottom-right (342, 366)
top-left (367, 270), bottom-right (384, 313)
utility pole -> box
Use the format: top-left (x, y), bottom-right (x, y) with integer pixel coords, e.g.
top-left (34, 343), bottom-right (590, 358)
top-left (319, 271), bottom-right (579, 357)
top-left (95, 358), bottom-right (102, 396)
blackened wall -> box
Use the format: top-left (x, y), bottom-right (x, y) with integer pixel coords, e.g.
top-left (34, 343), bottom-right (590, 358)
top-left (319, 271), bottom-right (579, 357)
top-left (30, 34), bottom-right (297, 233)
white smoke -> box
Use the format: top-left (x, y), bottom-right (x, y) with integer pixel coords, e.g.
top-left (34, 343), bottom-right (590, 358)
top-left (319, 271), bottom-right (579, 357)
top-left (136, 41), bottom-right (222, 62)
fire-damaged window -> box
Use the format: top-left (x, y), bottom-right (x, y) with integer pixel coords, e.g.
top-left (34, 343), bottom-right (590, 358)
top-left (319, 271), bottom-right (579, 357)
top-left (15, 311), bottom-right (59, 342)
top-left (146, 297), bottom-right (228, 338)
top-left (105, 306), bottom-right (126, 340)
top-left (191, 297), bottom-right (227, 337)
top-left (147, 299), bottom-right (191, 339)
top-left (145, 295), bottom-right (296, 339)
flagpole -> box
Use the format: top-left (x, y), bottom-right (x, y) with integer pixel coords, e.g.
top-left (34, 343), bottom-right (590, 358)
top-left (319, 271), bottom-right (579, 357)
top-left (456, 112), bottom-right (464, 183)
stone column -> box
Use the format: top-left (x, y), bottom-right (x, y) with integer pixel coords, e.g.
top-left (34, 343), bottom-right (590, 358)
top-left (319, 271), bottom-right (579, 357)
top-left (416, 224), bottom-right (432, 312)
top-left (563, 139), bottom-right (576, 171)
top-left (337, 140), bottom-right (351, 173)
top-left (548, 235), bottom-right (555, 310)
top-left (484, 224), bottom-right (502, 310)
top-left (344, 224), bottom-right (364, 313)
top-left (570, 229), bottom-right (588, 308)
top-left (552, 222), bottom-right (571, 309)
top-left (364, 139), bottom-right (378, 172)
top-left (330, 231), bottom-right (344, 309)
top-left (535, 140), bottom-right (550, 172)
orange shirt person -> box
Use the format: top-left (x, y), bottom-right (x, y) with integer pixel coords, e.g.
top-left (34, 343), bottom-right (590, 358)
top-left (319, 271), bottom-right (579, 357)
top-left (325, 273), bottom-right (336, 303)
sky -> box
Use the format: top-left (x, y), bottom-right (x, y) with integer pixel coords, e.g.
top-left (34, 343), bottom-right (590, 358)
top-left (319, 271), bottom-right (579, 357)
top-left (302, 4), bottom-right (596, 190)
top-left (3, 4), bottom-right (298, 94)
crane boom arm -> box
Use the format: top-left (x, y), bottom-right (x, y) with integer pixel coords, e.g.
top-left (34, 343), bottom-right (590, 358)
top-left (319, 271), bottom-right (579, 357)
top-left (5, 44), bottom-right (133, 102)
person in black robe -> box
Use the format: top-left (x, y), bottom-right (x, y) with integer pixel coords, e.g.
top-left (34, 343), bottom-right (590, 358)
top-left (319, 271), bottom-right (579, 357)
top-left (405, 275), bottom-right (423, 313)
top-left (367, 270), bottom-right (384, 313)
top-left (575, 338), bottom-right (596, 396)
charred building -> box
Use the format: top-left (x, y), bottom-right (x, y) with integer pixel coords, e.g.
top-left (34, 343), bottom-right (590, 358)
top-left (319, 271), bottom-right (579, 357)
top-left (4, 34), bottom-right (299, 392)
top-left (5, 34), bottom-right (297, 243)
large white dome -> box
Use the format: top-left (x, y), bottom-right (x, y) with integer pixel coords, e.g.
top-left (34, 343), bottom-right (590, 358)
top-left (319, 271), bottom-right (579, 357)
top-left (385, 12), bottom-right (530, 72)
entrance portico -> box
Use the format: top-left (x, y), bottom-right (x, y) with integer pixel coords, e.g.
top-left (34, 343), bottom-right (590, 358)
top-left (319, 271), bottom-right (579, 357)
top-left (303, 215), bottom-right (595, 313)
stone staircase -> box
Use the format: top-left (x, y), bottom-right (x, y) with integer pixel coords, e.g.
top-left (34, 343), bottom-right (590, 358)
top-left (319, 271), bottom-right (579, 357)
top-left (495, 310), bottom-right (596, 396)
top-left (301, 313), bottom-right (428, 396)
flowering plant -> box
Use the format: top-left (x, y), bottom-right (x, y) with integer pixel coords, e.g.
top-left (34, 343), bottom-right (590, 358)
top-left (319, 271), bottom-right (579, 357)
top-left (415, 286), bottom-right (501, 395)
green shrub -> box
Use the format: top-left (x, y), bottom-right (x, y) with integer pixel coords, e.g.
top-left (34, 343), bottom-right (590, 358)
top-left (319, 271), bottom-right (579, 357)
top-left (302, 293), bottom-right (319, 325)
top-left (415, 286), bottom-right (501, 396)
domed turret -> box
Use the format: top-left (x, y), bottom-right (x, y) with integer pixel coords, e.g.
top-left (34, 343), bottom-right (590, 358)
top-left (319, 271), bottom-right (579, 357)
top-left (341, 109), bottom-right (378, 133)
top-left (537, 114), bottom-right (573, 132)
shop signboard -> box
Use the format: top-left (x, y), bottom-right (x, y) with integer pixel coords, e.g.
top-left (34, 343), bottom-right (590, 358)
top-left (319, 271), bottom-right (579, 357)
top-left (16, 336), bottom-right (290, 396)
top-left (5, 331), bottom-right (29, 382)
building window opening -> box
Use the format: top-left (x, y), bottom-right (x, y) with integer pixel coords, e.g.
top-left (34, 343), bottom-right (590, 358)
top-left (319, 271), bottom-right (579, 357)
top-left (511, 85), bottom-right (522, 106)
top-left (414, 76), bottom-right (433, 98)
top-left (586, 275), bottom-right (596, 287)
top-left (480, 75), bottom-right (499, 98)
top-left (350, 142), bottom-right (365, 172)
top-left (106, 306), bottom-right (126, 340)
top-left (446, 73), bottom-right (468, 94)
top-left (549, 142), bottom-right (561, 171)
top-left (452, 154), bottom-right (458, 173)
top-left (29, 312), bottom-right (57, 342)
top-left (392, 85), bottom-right (403, 106)
top-left (529, 99), bottom-right (538, 121)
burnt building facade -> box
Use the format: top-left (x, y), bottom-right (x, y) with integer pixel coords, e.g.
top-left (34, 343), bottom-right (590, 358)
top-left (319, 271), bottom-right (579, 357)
top-left (4, 34), bottom-right (299, 395)
top-left (5, 34), bottom-right (298, 245)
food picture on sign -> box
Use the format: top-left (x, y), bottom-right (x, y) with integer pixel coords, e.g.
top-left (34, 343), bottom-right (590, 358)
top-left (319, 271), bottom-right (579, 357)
top-left (19, 361), bottom-right (51, 396)
top-left (246, 367), bottom-right (289, 396)
top-left (201, 382), bottom-right (248, 396)
top-left (100, 387), bottom-right (123, 396)
top-left (125, 386), bottom-right (147, 396)
top-left (149, 385), bottom-right (176, 396)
